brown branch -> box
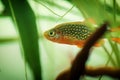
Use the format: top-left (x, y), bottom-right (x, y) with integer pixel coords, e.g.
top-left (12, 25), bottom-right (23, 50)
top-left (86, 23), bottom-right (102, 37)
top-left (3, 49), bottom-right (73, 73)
top-left (56, 22), bottom-right (120, 80)
top-left (56, 69), bottom-right (70, 80)
top-left (56, 66), bottom-right (120, 80)
top-left (69, 22), bottom-right (108, 80)
top-left (85, 66), bottom-right (120, 78)
top-left (56, 22), bottom-right (109, 80)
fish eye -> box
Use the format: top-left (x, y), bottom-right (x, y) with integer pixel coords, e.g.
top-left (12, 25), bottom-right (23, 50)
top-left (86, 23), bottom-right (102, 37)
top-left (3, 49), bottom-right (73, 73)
top-left (49, 30), bottom-right (55, 37)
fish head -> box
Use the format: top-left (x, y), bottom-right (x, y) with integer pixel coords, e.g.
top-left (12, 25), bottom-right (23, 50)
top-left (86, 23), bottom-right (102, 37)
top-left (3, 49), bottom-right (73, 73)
top-left (44, 28), bottom-right (61, 43)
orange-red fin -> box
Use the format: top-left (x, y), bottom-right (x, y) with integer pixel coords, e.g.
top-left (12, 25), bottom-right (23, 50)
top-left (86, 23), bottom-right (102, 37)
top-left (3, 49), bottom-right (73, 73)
top-left (109, 27), bottom-right (120, 32)
top-left (76, 40), bottom-right (85, 48)
top-left (77, 45), bottom-right (83, 48)
top-left (76, 39), bottom-right (104, 48)
top-left (112, 38), bottom-right (120, 44)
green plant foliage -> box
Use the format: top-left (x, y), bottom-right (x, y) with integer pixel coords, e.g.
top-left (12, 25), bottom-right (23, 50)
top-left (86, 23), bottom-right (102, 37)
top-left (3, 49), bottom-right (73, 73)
top-left (0, 0), bottom-right (120, 80)
top-left (70, 0), bottom-right (120, 25)
top-left (1, 0), bottom-right (42, 80)
top-left (69, 0), bottom-right (120, 79)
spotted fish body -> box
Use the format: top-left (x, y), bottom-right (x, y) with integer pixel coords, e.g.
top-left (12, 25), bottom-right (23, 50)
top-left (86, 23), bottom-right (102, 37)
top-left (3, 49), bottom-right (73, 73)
top-left (44, 22), bottom-right (96, 47)
top-left (57, 23), bottom-right (91, 40)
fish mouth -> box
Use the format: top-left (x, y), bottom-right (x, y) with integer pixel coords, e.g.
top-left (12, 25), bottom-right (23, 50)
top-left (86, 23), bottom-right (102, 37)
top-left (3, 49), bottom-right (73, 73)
top-left (44, 31), bottom-right (52, 41)
top-left (44, 31), bottom-right (56, 42)
top-left (44, 31), bottom-right (48, 39)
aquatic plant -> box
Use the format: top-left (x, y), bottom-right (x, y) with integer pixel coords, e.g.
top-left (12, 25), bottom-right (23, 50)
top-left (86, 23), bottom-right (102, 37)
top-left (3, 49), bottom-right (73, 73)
top-left (0, 0), bottom-right (120, 80)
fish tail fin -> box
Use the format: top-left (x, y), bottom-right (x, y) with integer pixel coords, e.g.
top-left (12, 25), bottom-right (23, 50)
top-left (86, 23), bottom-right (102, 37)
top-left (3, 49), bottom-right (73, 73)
top-left (112, 38), bottom-right (120, 44)
top-left (108, 27), bottom-right (120, 32)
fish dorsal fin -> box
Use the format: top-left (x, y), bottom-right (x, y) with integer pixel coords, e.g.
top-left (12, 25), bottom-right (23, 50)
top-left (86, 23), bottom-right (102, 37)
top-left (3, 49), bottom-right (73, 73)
top-left (55, 21), bottom-right (86, 28)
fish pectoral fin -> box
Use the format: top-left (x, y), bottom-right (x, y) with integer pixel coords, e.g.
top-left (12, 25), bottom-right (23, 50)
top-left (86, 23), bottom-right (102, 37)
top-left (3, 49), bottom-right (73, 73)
top-left (112, 38), bottom-right (120, 44)
top-left (76, 41), bottom-right (85, 48)
top-left (94, 43), bottom-right (102, 47)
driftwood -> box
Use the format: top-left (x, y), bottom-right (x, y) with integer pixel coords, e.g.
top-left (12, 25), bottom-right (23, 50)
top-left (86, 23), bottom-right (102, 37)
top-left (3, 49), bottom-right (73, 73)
top-left (56, 22), bottom-right (120, 80)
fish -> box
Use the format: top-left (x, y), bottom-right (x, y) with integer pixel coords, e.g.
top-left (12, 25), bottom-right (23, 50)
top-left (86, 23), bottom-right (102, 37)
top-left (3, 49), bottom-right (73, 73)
top-left (44, 21), bottom-right (120, 48)
top-left (44, 22), bottom-right (103, 47)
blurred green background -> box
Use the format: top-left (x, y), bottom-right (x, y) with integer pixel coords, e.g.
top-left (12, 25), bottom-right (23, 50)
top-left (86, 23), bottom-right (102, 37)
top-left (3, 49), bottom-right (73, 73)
top-left (0, 0), bottom-right (120, 80)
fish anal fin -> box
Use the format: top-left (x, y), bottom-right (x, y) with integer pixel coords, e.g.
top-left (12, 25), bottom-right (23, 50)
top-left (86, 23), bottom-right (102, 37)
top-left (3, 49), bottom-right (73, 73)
top-left (94, 39), bottom-right (104, 47)
top-left (76, 39), bottom-right (104, 48)
top-left (77, 44), bottom-right (83, 48)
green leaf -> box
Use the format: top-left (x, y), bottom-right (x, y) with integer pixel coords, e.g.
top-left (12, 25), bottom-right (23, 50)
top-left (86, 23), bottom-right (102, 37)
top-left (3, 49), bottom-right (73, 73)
top-left (0, 37), bottom-right (18, 43)
top-left (1, 0), bottom-right (42, 80)
top-left (71, 0), bottom-right (120, 25)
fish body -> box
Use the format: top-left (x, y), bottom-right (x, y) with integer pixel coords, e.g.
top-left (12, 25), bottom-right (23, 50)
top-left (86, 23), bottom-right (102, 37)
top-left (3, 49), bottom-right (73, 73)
top-left (44, 22), bottom-right (99, 47)
top-left (44, 22), bottom-right (120, 47)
